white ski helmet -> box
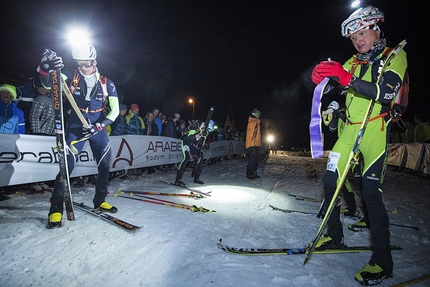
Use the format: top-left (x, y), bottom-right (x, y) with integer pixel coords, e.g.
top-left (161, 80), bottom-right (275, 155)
top-left (341, 5), bottom-right (384, 38)
top-left (72, 44), bottom-right (97, 60)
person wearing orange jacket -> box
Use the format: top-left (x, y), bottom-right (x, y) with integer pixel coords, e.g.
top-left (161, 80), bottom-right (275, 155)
top-left (245, 108), bottom-right (261, 179)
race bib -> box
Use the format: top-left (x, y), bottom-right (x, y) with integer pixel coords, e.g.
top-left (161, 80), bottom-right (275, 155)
top-left (326, 151), bottom-right (340, 172)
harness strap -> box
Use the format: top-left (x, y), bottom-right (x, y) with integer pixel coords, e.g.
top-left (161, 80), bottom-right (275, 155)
top-left (69, 70), bottom-right (80, 95)
top-left (69, 70), bottom-right (108, 113)
top-left (347, 111), bottom-right (389, 131)
top-left (69, 70), bottom-right (108, 98)
top-left (344, 48), bottom-right (394, 132)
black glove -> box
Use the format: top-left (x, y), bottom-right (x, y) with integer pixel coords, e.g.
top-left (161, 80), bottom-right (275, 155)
top-left (37, 49), bottom-right (64, 75)
top-left (83, 122), bottom-right (105, 137)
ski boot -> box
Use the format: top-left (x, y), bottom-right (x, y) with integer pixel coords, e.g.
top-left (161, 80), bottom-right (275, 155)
top-left (194, 179), bottom-right (204, 184)
top-left (47, 212), bottom-right (62, 229)
top-left (348, 218), bottom-right (370, 232)
top-left (355, 261), bottom-right (392, 285)
top-left (312, 234), bottom-right (345, 251)
top-left (97, 201), bottom-right (118, 213)
top-left (174, 179), bottom-right (186, 187)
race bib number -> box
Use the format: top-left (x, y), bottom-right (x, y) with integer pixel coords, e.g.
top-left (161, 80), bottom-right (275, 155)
top-left (326, 151), bottom-right (340, 172)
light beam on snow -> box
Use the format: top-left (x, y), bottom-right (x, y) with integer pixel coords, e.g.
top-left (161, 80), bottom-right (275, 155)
top-left (204, 185), bottom-right (259, 203)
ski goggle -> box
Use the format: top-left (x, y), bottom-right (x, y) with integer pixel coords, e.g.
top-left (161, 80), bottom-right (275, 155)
top-left (77, 60), bottom-right (93, 68)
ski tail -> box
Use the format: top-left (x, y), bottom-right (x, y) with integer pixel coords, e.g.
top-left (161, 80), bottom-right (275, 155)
top-left (73, 201), bottom-right (141, 231)
top-left (192, 106), bottom-right (215, 179)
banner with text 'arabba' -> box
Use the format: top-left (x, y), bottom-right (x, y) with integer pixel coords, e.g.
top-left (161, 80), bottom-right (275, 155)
top-left (0, 134), bottom-right (246, 186)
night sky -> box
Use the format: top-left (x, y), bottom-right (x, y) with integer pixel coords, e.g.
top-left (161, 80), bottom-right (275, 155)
top-left (1, 0), bottom-right (425, 149)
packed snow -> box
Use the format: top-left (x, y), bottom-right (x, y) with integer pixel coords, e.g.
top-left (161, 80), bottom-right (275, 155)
top-left (1, 154), bottom-right (429, 287)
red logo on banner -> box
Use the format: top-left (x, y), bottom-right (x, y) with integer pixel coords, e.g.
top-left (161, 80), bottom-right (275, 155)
top-left (112, 138), bottom-right (133, 167)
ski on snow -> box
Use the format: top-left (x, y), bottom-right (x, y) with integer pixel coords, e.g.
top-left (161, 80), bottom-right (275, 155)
top-left (118, 189), bottom-right (206, 199)
top-left (115, 193), bottom-right (215, 213)
top-left (288, 194), bottom-right (322, 202)
top-left (270, 204), bottom-right (359, 217)
top-left (73, 202), bottom-right (141, 231)
top-left (159, 180), bottom-right (212, 196)
top-left (269, 204), bottom-right (318, 216)
top-left (217, 239), bottom-right (403, 256)
top-left (391, 273), bottom-right (430, 287)
top-left (270, 204), bottom-right (418, 230)
top-left (288, 193), bottom-right (397, 214)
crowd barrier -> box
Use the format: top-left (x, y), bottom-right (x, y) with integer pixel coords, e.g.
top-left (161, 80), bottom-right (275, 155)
top-left (0, 134), bottom-right (246, 186)
top-left (2, 134), bottom-right (426, 187)
top-left (388, 143), bottom-right (430, 174)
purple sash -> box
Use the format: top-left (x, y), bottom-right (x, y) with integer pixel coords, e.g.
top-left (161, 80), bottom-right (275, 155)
top-left (309, 78), bottom-right (330, 159)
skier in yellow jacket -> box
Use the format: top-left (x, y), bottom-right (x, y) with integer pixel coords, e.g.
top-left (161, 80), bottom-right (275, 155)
top-left (311, 5), bottom-right (407, 285)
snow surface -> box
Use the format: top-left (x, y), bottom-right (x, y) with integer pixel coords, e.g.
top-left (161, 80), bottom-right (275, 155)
top-left (1, 154), bottom-right (429, 287)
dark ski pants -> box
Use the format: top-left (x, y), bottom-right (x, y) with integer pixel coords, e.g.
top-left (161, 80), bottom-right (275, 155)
top-left (176, 149), bottom-right (203, 182)
top-left (49, 128), bottom-right (111, 215)
top-left (246, 146), bottom-right (260, 177)
top-left (323, 120), bottom-right (393, 274)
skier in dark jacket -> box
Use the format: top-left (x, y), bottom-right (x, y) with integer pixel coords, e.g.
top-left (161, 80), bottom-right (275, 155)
top-left (37, 44), bottom-right (119, 228)
top-left (174, 120), bottom-right (214, 186)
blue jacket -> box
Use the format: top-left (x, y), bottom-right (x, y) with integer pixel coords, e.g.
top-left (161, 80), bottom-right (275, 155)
top-left (125, 110), bottom-right (145, 135)
top-left (154, 117), bottom-right (163, 136)
top-left (0, 101), bottom-right (25, 134)
top-left (109, 115), bottom-right (127, 136)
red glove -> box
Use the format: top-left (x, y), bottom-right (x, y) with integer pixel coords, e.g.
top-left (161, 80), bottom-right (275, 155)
top-left (311, 61), bottom-right (353, 86)
top-left (311, 66), bottom-right (325, 85)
